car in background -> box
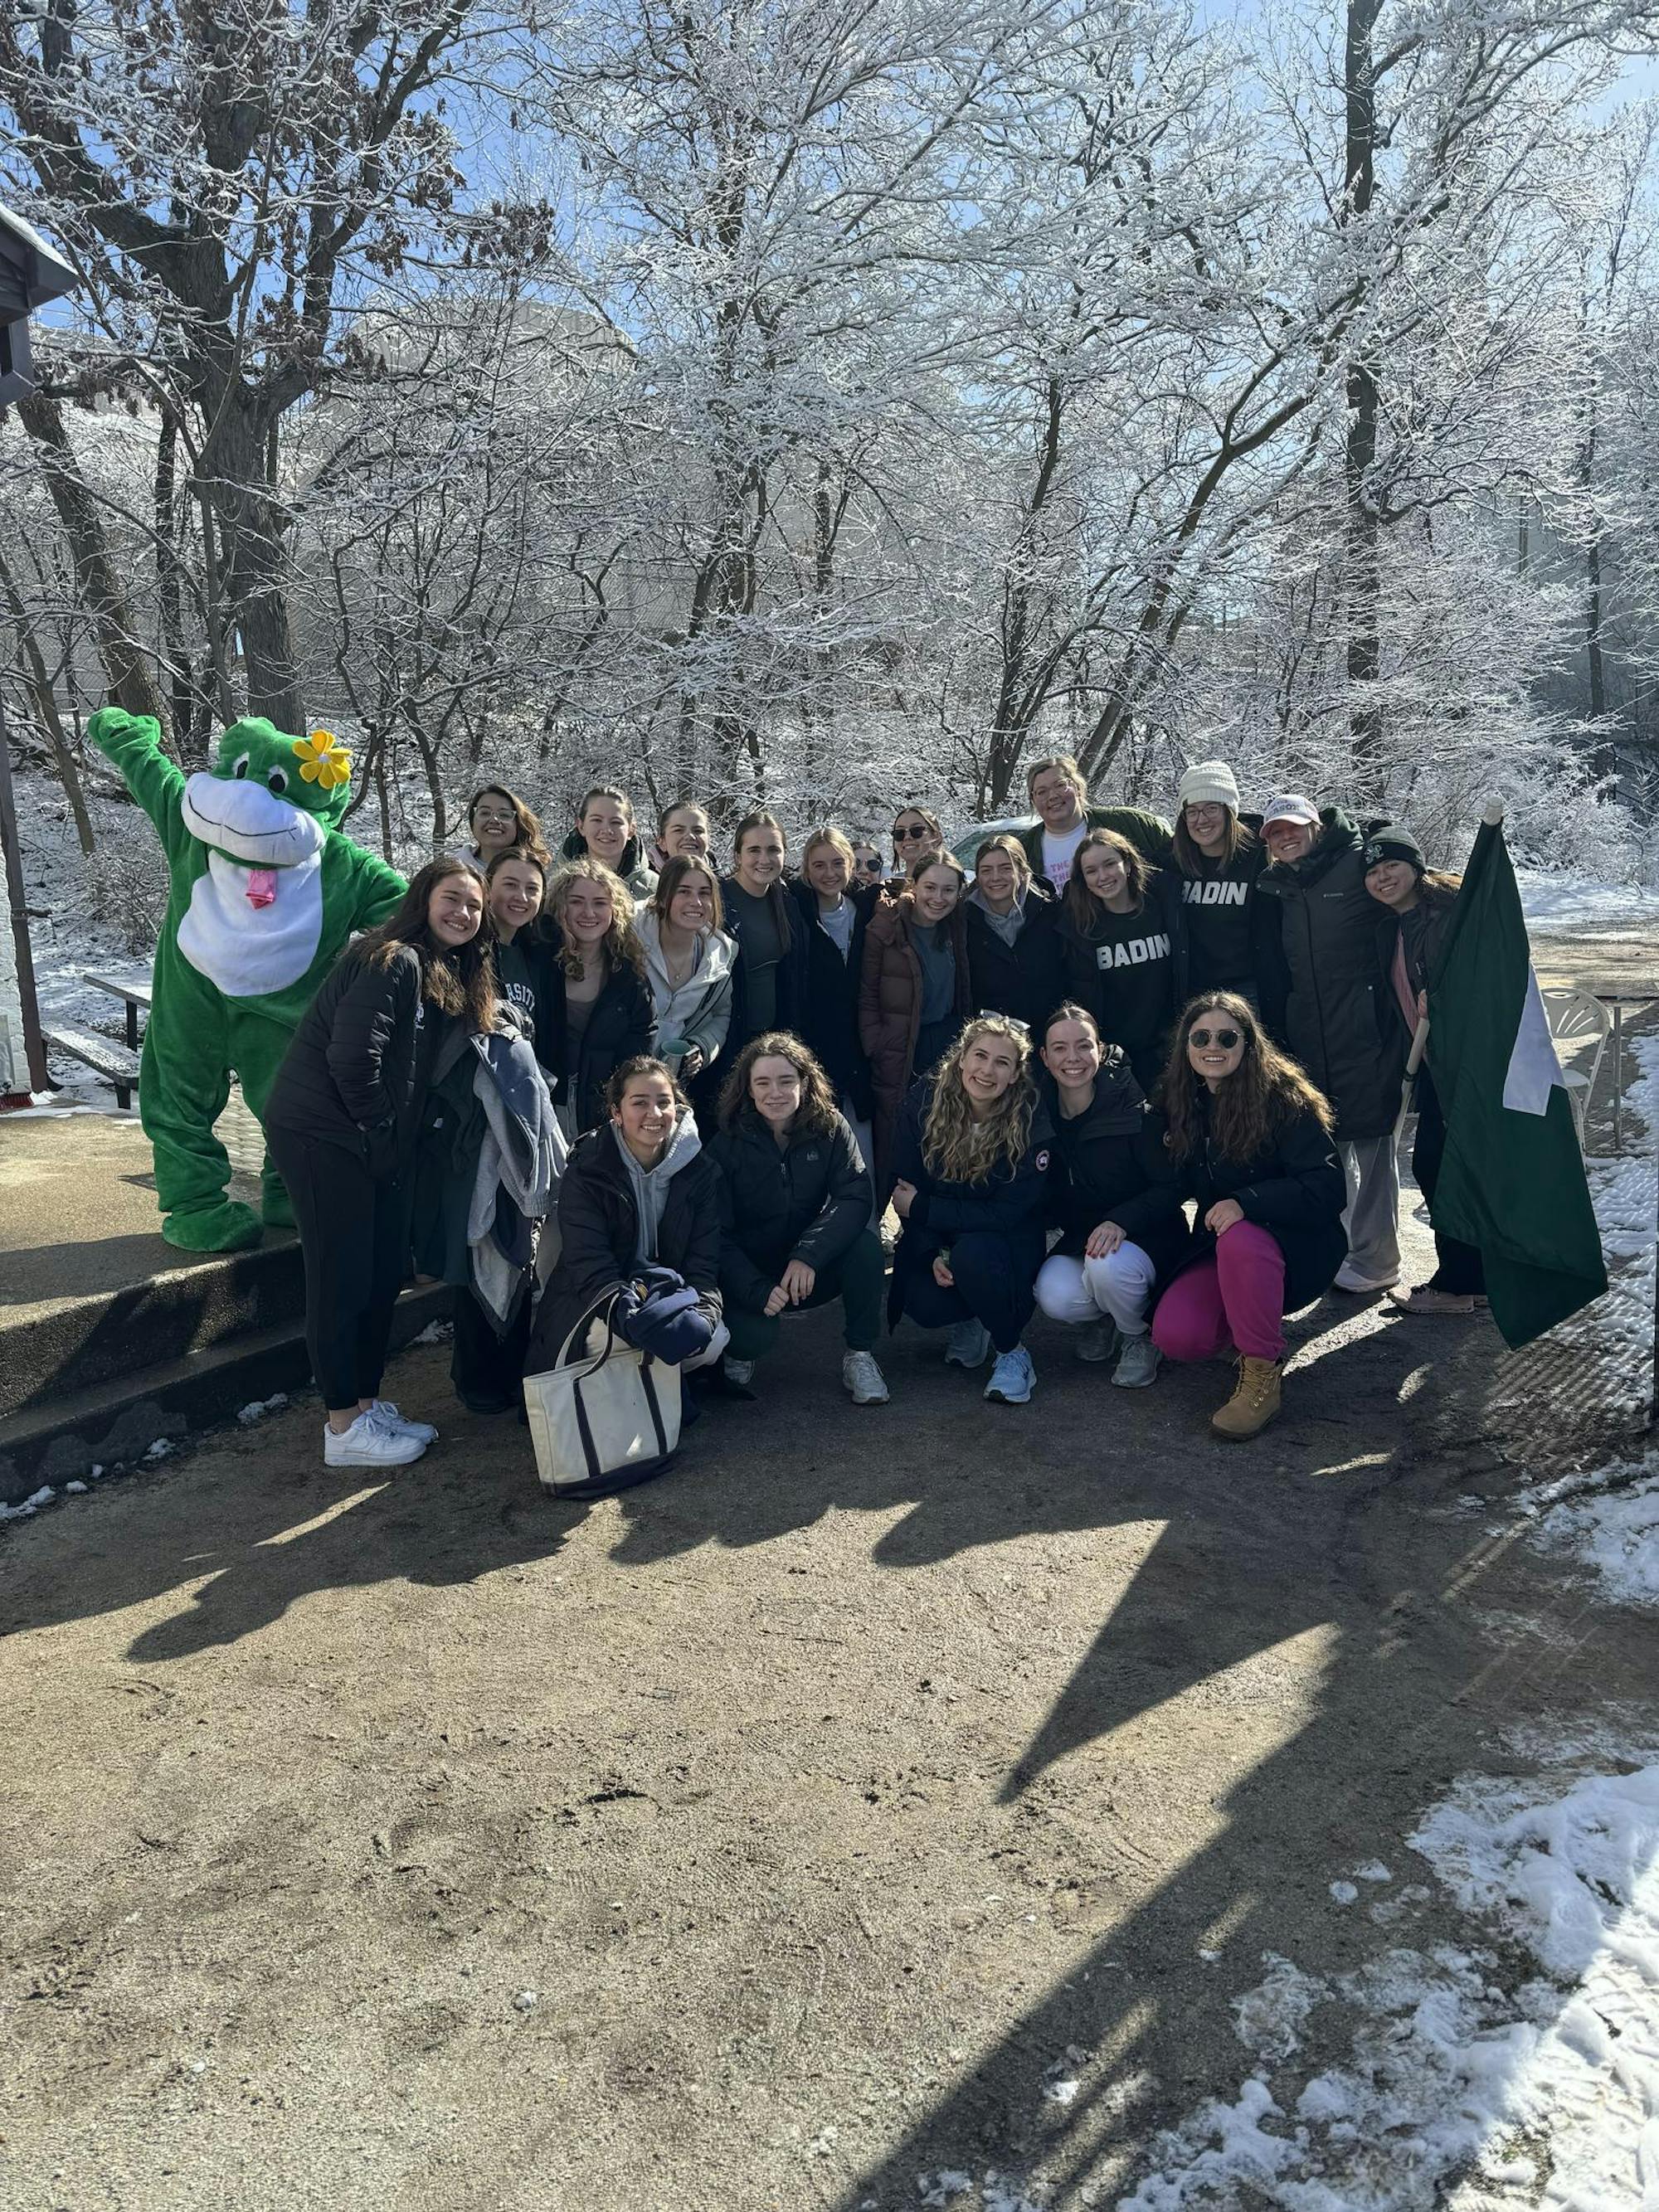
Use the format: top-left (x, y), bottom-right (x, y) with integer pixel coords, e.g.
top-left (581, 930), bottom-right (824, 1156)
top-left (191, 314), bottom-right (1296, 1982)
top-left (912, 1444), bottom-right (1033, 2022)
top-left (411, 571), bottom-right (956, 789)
top-left (947, 815), bottom-right (1037, 868)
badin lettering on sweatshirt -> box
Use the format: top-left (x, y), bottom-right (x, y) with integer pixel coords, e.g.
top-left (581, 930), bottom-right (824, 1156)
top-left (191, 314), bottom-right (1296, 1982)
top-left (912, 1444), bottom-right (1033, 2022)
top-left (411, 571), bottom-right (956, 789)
top-left (1094, 933), bottom-right (1171, 969)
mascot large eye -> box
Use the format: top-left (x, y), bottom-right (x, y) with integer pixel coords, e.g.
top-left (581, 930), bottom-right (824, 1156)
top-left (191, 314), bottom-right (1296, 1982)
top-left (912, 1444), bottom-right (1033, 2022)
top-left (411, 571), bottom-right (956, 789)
top-left (266, 767), bottom-right (289, 796)
top-left (231, 753), bottom-right (251, 778)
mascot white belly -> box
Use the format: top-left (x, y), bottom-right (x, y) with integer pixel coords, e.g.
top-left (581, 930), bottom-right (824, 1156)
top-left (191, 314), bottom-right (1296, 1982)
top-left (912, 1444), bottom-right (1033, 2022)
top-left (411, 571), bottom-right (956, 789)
top-left (178, 774), bottom-right (328, 998)
top-left (178, 850), bottom-right (325, 997)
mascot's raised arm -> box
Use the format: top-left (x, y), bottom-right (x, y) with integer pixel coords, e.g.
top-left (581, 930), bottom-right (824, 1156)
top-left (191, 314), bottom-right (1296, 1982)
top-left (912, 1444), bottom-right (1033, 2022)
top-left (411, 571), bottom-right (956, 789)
top-left (88, 706), bottom-right (406, 1252)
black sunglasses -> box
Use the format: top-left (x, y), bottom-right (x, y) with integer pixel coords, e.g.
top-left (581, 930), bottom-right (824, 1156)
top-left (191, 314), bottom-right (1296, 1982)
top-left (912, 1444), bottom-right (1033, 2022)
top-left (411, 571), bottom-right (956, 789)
top-left (893, 824), bottom-right (933, 841)
top-left (856, 856), bottom-right (883, 872)
top-left (1190, 1026), bottom-right (1242, 1049)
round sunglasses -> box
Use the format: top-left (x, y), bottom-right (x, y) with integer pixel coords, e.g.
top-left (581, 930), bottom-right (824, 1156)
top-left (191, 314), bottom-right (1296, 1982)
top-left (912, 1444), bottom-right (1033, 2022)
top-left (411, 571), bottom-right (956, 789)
top-left (1190, 1026), bottom-right (1243, 1049)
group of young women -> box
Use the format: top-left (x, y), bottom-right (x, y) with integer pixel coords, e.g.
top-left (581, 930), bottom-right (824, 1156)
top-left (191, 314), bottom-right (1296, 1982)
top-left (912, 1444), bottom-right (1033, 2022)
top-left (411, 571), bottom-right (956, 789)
top-left (264, 753), bottom-right (1477, 1474)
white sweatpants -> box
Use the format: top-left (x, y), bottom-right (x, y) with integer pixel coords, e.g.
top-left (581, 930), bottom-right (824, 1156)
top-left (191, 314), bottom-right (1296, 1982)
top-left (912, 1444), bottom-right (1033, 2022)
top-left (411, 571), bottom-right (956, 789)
top-left (1034, 1244), bottom-right (1157, 1336)
top-left (1340, 1135), bottom-right (1401, 1282)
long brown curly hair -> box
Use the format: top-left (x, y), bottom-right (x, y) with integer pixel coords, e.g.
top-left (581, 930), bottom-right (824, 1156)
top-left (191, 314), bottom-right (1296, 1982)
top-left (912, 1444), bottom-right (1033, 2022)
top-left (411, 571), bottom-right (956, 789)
top-left (359, 858), bottom-right (499, 1028)
top-left (717, 1031), bottom-right (842, 1136)
top-left (1160, 991), bottom-right (1334, 1164)
top-left (547, 857), bottom-right (647, 981)
top-left (922, 1015), bottom-right (1037, 1185)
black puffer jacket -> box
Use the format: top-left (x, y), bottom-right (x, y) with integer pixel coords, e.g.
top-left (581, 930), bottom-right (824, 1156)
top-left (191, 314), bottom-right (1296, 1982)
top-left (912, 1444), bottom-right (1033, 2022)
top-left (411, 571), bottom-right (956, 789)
top-left (1044, 1060), bottom-right (1190, 1281)
top-left (265, 944), bottom-right (455, 1177)
top-left (788, 879), bottom-right (878, 1119)
top-left (1160, 1091), bottom-right (1347, 1312)
top-left (526, 1120), bottom-right (723, 1369)
top-left (708, 1109), bottom-right (872, 1312)
top-left (1260, 809), bottom-right (1404, 1140)
top-left (964, 885), bottom-right (1066, 1033)
top-left (555, 955), bottom-right (657, 1136)
top-left (888, 1076), bottom-right (1053, 1325)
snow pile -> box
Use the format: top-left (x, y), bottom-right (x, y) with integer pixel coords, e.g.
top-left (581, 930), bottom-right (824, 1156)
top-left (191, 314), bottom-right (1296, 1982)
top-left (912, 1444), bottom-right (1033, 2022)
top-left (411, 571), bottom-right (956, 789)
top-left (1527, 1451), bottom-right (1659, 1610)
top-left (1118, 1761), bottom-right (1659, 2210)
top-left (1517, 868), bottom-right (1659, 934)
top-left (236, 1392), bottom-right (289, 1426)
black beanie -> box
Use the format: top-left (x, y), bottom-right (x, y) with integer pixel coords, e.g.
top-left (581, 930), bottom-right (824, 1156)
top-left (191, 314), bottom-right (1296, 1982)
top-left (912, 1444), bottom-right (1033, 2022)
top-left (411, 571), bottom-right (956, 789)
top-left (1362, 826), bottom-right (1425, 873)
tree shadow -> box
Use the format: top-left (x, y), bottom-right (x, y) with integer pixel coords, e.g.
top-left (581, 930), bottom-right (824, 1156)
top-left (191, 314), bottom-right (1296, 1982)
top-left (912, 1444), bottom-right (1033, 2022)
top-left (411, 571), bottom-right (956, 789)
top-left (819, 1305), bottom-right (1652, 2203)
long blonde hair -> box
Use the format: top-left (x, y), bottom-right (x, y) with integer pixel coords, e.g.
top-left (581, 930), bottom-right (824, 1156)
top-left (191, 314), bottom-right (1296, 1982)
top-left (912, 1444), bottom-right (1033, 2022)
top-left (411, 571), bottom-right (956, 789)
top-left (922, 1015), bottom-right (1037, 1186)
top-left (547, 857), bottom-right (646, 981)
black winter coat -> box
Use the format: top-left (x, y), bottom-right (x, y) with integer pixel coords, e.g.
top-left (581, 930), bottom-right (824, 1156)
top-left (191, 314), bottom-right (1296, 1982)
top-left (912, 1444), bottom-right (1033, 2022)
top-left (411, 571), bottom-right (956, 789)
top-left (720, 877), bottom-right (810, 1051)
top-left (1161, 1091), bottom-right (1347, 1312)
top-left (1260, 809), bottom-right (1404, 1140)
top-left (788, 879), bottom-right (878, 1119)
top-left (1044, 1061), bottom-right (1190, 1282)
top-left (526, 1122), bottom-right (723, 1369)
top-left (555, 955), bottom-right (657, 1135)
top-left (964, 886), bottom-right (1067, 1033)
top-left (708, 1110), bottom-right (872, 1312)
top-left (266, 944), bottom-right (455, 1178)
top-left (1170, 818), bottom-right (1290, 1033)
top-left (888, 1077), bottom-right (1053, 1326)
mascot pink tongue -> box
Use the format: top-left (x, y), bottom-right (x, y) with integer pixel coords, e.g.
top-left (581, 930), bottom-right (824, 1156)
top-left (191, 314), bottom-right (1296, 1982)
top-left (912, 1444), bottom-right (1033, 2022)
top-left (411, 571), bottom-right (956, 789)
top-left (246, 868), bottom-right (279, 909)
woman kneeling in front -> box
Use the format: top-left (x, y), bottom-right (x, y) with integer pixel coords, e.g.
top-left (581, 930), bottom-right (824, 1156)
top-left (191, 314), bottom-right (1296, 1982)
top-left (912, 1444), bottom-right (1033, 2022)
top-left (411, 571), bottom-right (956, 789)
top-left (888, 1015), bottom-right (1053, 1406)
top-left (1151, 993), bottom-right (1346, 1439)
top-left (1034, 1002), bottom-right (1188, 1387)
top-left (525, 1057), bottom-right (726, 1385)
top-left (708, 1033), bottom-right (888, 1406)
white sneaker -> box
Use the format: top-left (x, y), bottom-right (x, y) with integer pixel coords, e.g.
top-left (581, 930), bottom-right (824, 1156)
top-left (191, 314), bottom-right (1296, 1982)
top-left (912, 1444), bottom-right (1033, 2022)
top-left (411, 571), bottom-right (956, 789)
top-left (985, 1345), bottom-right (1035, 1404)
top-left (323, 1410), bottom-right (425, 1468)
top-left (1074, 1319), bottom-right (1119, 1364)
top-left (371, 1398), bottom-right (438, 1443)
top-left (723, 1357), bottom-right (757, 1387)
top-left (945, 1319), bottom-right (992, 1369)
top-left (842, 1350), bottom-right (890, 1405)
top-left (1333, 1262), bottom-right (1399, 1295)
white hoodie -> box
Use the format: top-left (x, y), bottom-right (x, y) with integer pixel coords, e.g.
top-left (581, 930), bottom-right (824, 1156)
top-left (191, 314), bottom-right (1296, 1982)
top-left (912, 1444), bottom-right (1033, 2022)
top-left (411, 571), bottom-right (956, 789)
top-left (635, 912), bottom-right (737, 1069)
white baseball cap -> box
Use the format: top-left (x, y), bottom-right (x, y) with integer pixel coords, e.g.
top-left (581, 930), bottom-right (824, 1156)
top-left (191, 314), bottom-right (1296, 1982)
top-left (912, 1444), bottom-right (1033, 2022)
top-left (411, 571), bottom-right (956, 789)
top-left (1261, 793), bottom-right (1320, 828)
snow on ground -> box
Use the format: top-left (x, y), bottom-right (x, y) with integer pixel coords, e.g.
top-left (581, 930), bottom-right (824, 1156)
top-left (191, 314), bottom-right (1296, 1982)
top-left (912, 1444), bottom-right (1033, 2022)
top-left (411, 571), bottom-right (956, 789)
top-left (1112, 1757), bottom-right (1659, 2212)
top-left (1517, 868), bottom-right (1659, 935)
top-left (1524, 1451), bottom-right (1659, 1611)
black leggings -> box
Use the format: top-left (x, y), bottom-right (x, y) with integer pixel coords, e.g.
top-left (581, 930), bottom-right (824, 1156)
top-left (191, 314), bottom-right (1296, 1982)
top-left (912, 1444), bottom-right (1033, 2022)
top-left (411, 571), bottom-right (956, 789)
top-left (266, 1128), bottom-right (412, 1412)
top-left (1413, 1067), bottom-right (1486, 1296)
top-left (451, 1289), bottom-right (532, 1412)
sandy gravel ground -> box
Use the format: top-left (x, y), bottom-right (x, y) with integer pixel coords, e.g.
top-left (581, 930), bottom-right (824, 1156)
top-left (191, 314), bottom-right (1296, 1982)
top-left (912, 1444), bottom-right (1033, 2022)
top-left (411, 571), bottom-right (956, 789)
top-left (1, 919), bottom-right (1652, 2212)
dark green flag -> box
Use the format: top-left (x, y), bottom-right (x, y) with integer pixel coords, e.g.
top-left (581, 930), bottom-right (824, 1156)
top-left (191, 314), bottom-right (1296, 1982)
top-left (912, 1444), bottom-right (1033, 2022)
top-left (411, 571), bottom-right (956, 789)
top-left (1427, 816), bottom-right (1608, 1349)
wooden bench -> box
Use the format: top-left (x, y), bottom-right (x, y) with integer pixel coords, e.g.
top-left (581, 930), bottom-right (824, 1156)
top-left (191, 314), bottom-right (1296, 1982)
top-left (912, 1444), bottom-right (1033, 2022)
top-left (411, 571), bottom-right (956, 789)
top-left (44, 1024), bottom-right (142, 1110)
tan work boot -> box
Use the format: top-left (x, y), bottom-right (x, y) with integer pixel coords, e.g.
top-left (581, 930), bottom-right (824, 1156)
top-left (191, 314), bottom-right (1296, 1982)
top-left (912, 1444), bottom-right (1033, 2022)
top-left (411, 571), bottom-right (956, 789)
top-left (1211, 1355), bottom-right (1282, 1440)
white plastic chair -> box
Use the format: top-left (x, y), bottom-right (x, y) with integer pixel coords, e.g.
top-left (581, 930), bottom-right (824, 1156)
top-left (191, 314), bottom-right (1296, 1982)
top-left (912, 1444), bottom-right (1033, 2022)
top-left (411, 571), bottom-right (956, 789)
top-left (1540, 988), bottom-right (1610, 1151)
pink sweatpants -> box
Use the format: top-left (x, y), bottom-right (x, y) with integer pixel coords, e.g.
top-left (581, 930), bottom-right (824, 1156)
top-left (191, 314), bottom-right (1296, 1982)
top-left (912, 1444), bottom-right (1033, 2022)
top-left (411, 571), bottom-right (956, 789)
top-left (1151, 1222), bottom-right (1287, 1364)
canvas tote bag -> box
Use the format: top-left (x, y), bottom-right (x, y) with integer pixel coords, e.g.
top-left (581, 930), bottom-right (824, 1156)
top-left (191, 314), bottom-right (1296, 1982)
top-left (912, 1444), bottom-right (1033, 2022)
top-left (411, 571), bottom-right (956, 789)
top-left (523, 1293), bottom-right (683, 1499)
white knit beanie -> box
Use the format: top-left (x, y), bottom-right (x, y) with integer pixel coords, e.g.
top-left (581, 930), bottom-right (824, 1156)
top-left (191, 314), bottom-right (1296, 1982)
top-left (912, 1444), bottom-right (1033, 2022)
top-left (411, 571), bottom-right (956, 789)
top-left (1176, 760), bottom-right (1241, 811)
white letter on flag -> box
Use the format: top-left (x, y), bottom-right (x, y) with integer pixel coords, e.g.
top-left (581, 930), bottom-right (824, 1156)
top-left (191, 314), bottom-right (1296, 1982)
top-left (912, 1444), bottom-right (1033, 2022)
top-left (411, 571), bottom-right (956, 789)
top-left (1502, 970), bottom-right (1565, 1116)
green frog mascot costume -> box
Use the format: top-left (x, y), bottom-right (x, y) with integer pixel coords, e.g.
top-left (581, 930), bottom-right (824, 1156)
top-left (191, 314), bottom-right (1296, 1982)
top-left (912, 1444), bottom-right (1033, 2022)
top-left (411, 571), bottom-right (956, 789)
top-left (88, 707), bottom-right (406, 1252)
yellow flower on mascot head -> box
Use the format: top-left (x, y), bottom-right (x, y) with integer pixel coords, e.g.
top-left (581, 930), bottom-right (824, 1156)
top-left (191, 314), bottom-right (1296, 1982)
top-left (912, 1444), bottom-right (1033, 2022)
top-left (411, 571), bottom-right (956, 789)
top-left (294, 729), bottom-right (353, 791)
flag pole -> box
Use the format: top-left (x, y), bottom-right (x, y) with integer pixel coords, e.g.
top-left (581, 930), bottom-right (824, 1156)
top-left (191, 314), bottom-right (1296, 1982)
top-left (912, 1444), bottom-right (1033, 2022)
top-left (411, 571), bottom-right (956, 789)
top-left (1392, 1017), bottom-right (1430, 1149)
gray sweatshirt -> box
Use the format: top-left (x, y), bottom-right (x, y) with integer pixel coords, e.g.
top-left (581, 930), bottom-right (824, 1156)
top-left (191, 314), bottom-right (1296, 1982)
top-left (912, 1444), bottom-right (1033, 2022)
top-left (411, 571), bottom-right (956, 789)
top-left (613, 1111), bottom-right (705, 1272)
